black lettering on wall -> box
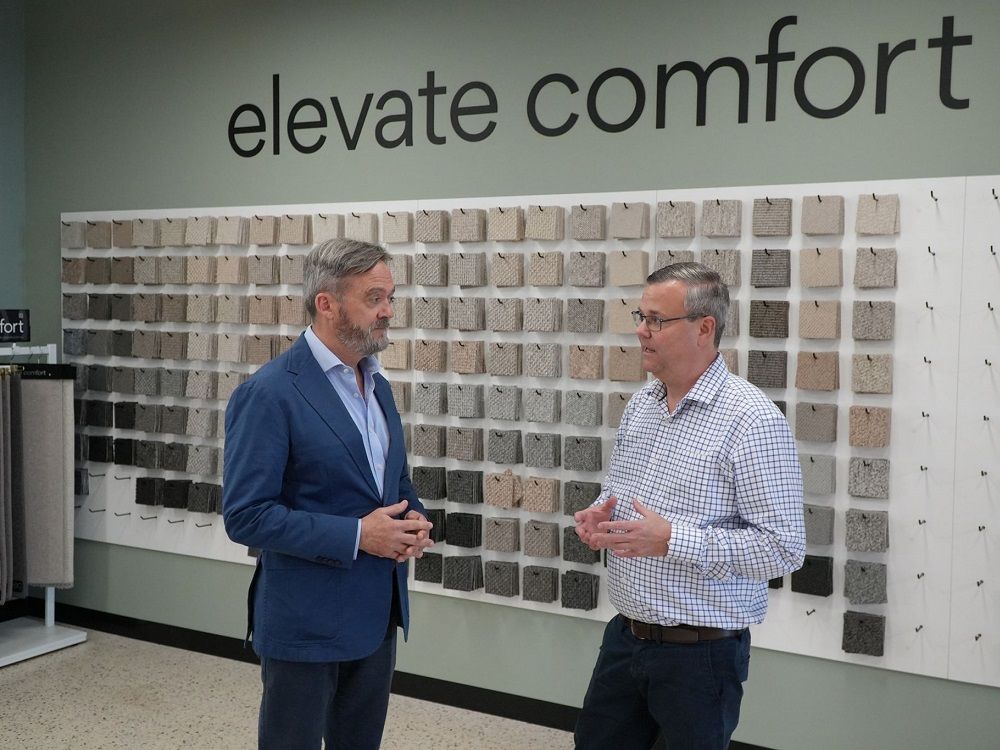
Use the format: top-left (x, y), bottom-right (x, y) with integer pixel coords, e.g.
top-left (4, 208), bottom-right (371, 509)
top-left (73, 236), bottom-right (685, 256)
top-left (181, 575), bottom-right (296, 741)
top-left (228, 104), bottom-right (266, 158)
top-left (418, 70), bottom-right (448, 145)
top-left (929, 15), bottom-right (973, 109)
top-left (287, 98), bottom-right (328, 153)
top-left (755, 16), bottom-right (798, 122)
top-left (225, 15), bottom-right (975, 157)
top-left (526, 73), bottom-right (580, 136)
top-left (875, 39), bottom-right (917, 114)
top-left (586, 67), bottom-right (645, 133)
top-left (272, 74), bottom-right (280, 155)
top-left (330, 94), bottom-right (374, 151)
top-left (656, 58), bottom-right (749, 127)
top-left (451, 81), bottom-right (498, 142)
top-left (794, 47), bottom-right (865, 119)
top-left (375, 90), bottom-right (414, 149)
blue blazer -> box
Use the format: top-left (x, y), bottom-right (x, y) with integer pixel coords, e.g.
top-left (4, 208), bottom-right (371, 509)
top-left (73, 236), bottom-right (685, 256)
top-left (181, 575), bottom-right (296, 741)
top-left (222, 334), bottom-right (423, 662)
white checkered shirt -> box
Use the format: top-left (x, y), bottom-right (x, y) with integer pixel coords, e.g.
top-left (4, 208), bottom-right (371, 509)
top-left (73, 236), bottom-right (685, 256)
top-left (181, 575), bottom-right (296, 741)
top-left (600, 354), bottom-right (805, 628)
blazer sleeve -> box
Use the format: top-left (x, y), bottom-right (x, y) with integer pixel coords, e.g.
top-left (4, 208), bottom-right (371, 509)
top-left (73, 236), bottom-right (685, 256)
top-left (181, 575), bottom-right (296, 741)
top-left (223, 379), bottom-right (359, 569)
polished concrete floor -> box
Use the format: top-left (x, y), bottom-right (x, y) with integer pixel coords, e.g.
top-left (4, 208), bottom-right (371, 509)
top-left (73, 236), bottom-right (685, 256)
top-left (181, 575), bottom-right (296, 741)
top-left (0, 628), bottom-right (573, 749)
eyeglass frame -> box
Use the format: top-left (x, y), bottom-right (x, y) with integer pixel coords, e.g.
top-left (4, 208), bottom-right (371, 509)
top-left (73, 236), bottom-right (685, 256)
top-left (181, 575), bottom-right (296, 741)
top-left (631, 310), bottom-right (705, 332)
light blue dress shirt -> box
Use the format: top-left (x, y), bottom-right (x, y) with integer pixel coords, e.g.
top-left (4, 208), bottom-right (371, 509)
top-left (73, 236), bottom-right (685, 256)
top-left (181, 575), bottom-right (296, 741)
top-left (304, 326), bottom-right (391, 558)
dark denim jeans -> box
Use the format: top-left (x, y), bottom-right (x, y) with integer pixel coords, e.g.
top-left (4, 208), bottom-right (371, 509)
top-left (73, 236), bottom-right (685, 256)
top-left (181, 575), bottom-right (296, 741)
top-left (576, 615), bottom-right (750, 750)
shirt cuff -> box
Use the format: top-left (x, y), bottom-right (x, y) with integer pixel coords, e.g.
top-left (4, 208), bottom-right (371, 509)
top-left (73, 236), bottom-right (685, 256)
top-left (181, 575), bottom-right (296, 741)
top-left (667, 522), bottom-right (704, 566)
top-left (353, 519), bottom-right (362, 560)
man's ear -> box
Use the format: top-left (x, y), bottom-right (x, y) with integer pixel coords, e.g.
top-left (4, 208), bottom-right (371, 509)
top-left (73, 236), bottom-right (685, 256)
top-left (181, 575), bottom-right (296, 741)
top-left (314, 291), bottom-right (336, 319)
top-left (699, 315), bottom-right (717, 345)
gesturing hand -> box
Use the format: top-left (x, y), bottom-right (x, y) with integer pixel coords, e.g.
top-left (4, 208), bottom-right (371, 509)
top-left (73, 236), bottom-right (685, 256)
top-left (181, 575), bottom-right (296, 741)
top-left (360, 500), bottom-right (435, 561)
top-left (574, 496), bottom-right (617, 550)
top-left (588, 498), bottom-right (671, 558)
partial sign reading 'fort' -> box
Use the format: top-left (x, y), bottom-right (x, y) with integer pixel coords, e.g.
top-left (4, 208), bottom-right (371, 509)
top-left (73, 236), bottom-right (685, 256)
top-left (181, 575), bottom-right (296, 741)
top-left (0, 310), bottom-right (30, 343)
top-left (226, 15), bottom-right (972, 157)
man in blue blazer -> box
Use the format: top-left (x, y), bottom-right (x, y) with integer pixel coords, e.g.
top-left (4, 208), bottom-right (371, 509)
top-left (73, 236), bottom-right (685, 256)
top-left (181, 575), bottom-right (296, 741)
top-left (223, 238), bottom-right (434, 750)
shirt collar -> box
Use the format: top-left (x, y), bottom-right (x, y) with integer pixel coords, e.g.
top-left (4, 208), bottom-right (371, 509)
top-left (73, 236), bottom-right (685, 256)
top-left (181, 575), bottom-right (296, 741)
top-left (646, 352), bottom-right (728, 407)
top-left (304, 325), bottom-right (382, 377)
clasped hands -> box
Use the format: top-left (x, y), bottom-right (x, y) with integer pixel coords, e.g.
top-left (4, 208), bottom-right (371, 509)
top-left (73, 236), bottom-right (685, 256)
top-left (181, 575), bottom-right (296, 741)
top-left (360, 499), bottom-right (435, 562)
top-left (574, 496), bottom-right (672, 557)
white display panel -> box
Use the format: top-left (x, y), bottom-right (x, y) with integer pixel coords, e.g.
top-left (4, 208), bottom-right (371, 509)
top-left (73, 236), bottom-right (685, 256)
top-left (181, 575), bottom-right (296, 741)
top-left (63, 176), bottom-right (999, 687)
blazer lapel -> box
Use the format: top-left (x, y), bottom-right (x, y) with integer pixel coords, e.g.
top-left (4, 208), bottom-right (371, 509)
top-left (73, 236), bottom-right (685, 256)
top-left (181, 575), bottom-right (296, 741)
top-left (374, 373), bottom-right (404, 504)
top-left (287, 336), bottom-right (380, 499)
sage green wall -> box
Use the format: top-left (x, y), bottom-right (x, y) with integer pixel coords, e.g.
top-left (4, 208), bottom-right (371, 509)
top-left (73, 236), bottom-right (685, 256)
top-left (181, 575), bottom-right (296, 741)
top-left (25, 2), bottom-right (1000, 748)
top-left (1, 0), bottom-right (25, 308)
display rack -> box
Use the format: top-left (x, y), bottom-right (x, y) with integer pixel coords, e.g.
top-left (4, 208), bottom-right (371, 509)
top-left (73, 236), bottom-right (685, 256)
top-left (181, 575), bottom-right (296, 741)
top-left (0, 343), bottom-right (87, 668)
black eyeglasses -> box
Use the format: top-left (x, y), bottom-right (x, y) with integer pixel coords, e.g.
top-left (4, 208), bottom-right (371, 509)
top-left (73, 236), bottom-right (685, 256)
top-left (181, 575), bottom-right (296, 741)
top-left (631, 310), bottom-right (703, 332)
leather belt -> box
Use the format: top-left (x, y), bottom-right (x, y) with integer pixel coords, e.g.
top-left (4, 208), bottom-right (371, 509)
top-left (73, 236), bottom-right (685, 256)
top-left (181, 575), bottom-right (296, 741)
top-left (622, 616), bottom-right (744, 644)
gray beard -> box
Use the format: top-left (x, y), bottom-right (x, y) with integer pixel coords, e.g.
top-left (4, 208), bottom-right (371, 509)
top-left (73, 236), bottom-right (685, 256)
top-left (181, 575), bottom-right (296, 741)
top-left (336, 315), bottom-right (389, 357)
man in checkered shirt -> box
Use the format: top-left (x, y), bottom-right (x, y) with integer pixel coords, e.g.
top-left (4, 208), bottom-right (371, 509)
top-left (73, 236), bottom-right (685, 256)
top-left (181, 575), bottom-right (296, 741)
top-left (574, 262), bottom-right (805, 750)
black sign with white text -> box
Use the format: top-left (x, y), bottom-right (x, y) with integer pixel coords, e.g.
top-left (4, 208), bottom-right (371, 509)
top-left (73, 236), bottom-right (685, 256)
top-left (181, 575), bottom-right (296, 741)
top-left (0, 310), bottom-right (30, 342)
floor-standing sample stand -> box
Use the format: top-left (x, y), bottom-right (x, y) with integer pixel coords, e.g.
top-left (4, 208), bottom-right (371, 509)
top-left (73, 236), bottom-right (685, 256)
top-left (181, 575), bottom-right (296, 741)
top-left (0, 344), bottom-right (86, 667)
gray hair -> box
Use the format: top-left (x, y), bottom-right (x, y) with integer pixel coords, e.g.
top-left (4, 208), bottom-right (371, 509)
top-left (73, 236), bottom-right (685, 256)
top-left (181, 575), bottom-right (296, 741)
top-left (646, 261), bottom-right (730, 346)
top-left (303, 238), bottom-right (390, 318)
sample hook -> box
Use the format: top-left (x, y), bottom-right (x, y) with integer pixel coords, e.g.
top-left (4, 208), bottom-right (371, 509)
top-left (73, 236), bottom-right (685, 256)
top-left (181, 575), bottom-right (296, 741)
top-left (927, 246), bottom-right (936, 256)
top-left (930, 190), bottom-right (938, 202)
top-left (925, 301), bottom-right (934, 310)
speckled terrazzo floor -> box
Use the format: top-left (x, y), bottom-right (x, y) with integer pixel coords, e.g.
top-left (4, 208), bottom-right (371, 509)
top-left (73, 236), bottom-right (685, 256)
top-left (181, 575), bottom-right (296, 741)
top-left (0, 629), bottom-right (573, 749)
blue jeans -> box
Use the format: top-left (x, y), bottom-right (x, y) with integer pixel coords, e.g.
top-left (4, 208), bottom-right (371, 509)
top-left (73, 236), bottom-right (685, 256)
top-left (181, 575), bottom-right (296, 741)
top-left (258, 629), bottom-right (397, 750)
top-left (575, 615), bottom-right (750, 750)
